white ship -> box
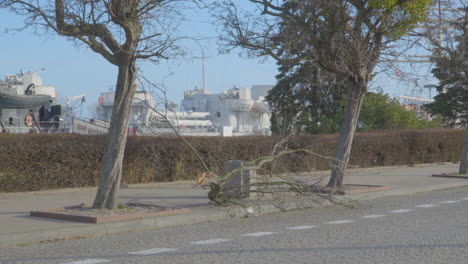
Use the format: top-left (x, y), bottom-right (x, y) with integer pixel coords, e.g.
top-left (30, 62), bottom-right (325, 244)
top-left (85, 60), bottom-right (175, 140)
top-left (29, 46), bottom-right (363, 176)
top-left (92, 85), bottom-right (273, 136)
top-left (180, 85), bottom-right (272, 135)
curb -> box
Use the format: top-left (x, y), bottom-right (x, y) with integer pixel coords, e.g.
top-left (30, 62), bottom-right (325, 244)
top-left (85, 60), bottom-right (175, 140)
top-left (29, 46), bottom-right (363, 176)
top-left (0, 200), bottom-right (327, 248)
top-left (2, 180), bottom-right (468, 249)
top-left (432, 174), bottom-right (468, 179)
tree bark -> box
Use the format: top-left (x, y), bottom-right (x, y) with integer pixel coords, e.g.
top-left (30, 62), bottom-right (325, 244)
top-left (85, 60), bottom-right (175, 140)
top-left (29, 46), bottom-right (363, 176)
top-left (327, 83), bottom-right (366, 188)
top-left (459, 127), bottom-right (468, 174)
top-left (92, 57), bottom-right (137, 209)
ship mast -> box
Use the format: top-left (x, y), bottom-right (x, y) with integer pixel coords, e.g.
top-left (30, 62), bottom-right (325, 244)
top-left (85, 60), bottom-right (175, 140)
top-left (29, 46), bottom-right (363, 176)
top-left (193, 49), bottom-right (211, 92)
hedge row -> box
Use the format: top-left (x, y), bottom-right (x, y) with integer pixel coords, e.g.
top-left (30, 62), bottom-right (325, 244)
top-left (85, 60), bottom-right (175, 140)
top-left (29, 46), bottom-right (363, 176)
top-left (0, 129), bottom-right (463, 192)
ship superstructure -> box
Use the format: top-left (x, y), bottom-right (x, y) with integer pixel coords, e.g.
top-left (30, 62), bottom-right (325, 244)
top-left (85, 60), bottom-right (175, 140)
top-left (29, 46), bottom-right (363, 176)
top-left (181, 85), bottom-right (272, 135)
top-left (95, 90), bottom-right (154, 128)
top-left (93, 85), bottom-right (273, 136)
top-left (95, 85), bottom-right (273, 136)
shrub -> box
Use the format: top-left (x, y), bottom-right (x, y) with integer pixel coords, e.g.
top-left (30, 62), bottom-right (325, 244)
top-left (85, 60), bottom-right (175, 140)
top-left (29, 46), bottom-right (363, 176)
top-left (0, 129), bottom-right (463, 192)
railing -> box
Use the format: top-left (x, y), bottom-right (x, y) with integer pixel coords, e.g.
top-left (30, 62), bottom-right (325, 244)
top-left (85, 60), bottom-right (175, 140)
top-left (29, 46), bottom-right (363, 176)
top-left (1, 119), bottom-right (71, 134)
top-left (138, 125), bottom-right (220, 136)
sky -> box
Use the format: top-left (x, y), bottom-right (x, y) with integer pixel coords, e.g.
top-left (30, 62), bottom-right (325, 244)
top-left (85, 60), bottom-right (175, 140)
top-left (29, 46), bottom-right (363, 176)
top-left (0, 2), bottom-right (440, 119)
top-left (0, 4), bottom-right (278, 119)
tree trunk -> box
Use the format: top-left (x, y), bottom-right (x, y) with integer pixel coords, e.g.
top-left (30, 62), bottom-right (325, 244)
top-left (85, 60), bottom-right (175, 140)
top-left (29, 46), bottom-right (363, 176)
top-left (92, 57), bottom-right (137, 209)
top-left (327, 83), bottom-right (366, 188)
top-left (460, 127), bottom-right (468, 174)
top-left (460, 11), bottom-right (468, 175)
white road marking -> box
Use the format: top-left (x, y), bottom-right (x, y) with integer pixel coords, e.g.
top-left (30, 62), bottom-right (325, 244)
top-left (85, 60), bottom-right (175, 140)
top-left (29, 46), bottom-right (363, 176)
top-left (62, 259), bottom-right (111, 264)
top-left (129, 248), bottom-right (177, 255)
top-left (286, 225), bottom-right (317, 230)
top-left (439, 200), bottom-right (460, 204)
top-left (242, 232), bottom-right (276, 237)
top-left (462, 198), bottom-right (468, 201)
top-left (326, 220), bottom-right (355, 224)
top-left (361, 214), bottom-right (385, 219)
top-left (416, 204), bottom-right (439, 208)
top-left (389, 209), bottom-right (413, 213)
top-left (191, 239), bottom-right (232, 245)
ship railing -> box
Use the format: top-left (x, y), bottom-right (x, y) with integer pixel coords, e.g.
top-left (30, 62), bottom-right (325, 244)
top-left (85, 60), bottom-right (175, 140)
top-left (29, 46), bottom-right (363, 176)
top-left (0, 119), bottom-right (72, 134)
top-left (138, 125), bottom-right (220, 136)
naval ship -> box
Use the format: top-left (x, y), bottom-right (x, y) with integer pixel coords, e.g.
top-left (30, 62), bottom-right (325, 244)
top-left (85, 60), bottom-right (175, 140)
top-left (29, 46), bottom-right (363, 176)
top-left (0, 69), bottom-right (68, 133)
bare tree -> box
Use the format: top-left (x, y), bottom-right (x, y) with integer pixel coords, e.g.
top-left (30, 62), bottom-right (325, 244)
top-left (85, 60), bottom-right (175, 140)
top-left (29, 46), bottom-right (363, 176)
top-left (1, 0), bottom-right (201, 208)
top-left (215, 0), bottom-right (432, 188)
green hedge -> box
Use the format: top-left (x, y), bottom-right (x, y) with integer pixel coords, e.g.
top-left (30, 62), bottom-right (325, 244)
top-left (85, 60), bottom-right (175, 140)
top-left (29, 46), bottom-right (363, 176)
top-left (0, 129), bottom-right (463, 192)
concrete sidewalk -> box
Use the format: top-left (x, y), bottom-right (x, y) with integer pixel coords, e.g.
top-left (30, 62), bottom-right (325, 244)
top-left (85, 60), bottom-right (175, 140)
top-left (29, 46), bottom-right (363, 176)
top-left (1, 163), bottom-right (467, 248)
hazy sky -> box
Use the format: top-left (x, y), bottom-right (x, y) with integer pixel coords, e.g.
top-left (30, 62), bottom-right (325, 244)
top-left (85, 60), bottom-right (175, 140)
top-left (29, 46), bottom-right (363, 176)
top-left (0, 4), bottom-right (278, 118)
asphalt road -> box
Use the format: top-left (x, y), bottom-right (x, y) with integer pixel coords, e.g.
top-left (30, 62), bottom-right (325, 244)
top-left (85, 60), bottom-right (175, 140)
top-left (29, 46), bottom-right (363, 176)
top-left (1, 186), bottom-right (468, 264)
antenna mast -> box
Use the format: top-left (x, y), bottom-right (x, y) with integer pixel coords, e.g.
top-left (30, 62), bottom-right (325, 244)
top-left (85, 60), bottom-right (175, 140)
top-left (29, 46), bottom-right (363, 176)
top-left (193, 50), bottom-right (211, 91)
